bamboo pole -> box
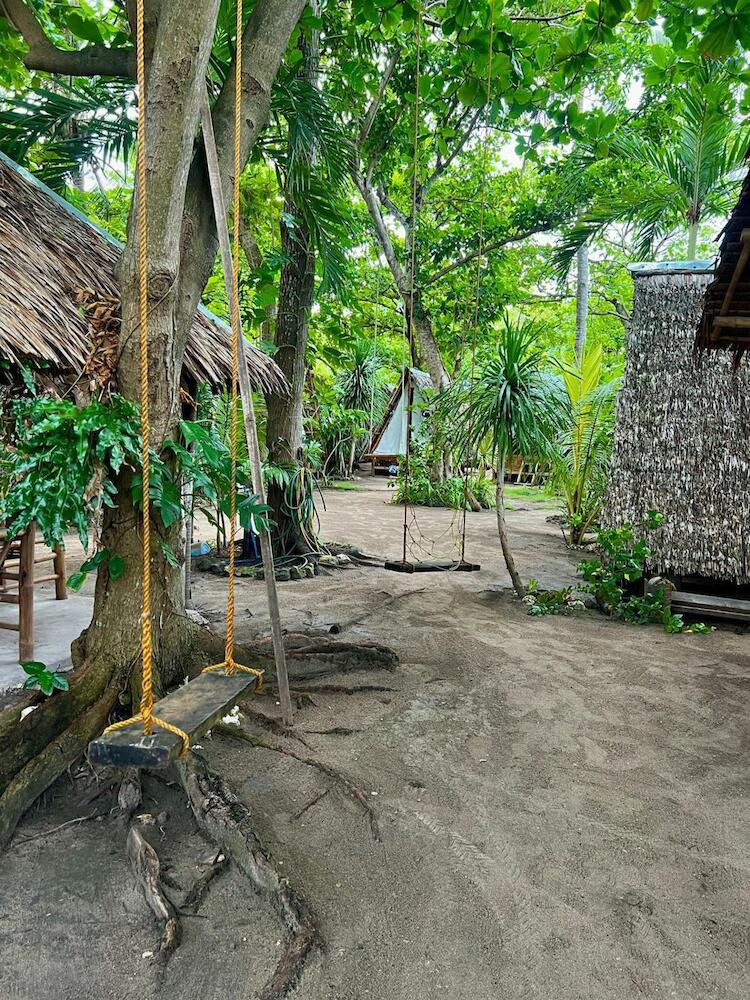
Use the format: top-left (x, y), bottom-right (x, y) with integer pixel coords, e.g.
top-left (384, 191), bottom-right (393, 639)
top-left (199, 92), bottom-right (293, 726)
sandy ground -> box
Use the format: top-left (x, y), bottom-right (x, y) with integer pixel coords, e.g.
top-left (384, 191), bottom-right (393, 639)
top-left (1, 477), bottom-right (749, 1000)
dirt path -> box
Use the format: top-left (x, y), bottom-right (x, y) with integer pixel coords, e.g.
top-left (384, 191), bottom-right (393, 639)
top-left (1, 479), bottom-right (749, 999)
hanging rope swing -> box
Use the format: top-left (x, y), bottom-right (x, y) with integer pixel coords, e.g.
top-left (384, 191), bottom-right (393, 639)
top-left (90, 0), bottom-right (290, 768)
top-left (383, 4), bottom-right (494, 575)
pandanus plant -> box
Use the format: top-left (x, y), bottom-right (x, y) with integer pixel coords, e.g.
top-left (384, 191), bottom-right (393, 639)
top-left (436, 316), bottom-right (564, 597)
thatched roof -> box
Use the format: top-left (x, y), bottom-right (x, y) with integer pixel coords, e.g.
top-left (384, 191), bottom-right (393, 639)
top-left (0, 152), bottom-right (286, 395)
top-left (605, 263), bottom-right (750, 584)
top-left (697, 164), bottom-right (750, 353)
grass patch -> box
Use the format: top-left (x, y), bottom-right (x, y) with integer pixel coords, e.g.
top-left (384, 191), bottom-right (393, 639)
top-left (505, 483), bottom-right (558, 508)
top-left (330, 481), bottom-right (364, 491)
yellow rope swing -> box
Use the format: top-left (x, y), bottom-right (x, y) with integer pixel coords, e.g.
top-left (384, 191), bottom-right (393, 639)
top-left (100, 0), bottom-right (262, 761)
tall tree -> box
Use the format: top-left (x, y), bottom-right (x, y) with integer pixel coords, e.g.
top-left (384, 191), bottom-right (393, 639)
top-left (0, 0), bottom-right (306, 847)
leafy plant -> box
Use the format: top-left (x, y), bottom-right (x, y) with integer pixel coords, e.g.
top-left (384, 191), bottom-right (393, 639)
top-left (550, 345), bottom-right (619, 545)
top-left (578, 512), bottom-right (711, 635)
top-left (1, 395), bottom-right (270, 559)
top-left (523, 580), bottom-right (585, 617)
top-left (435, 315), bottom-right (565, 596)
top-left (21, 661), bottom-right (69, 696)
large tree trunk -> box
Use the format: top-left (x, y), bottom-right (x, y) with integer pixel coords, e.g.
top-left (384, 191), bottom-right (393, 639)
top-left (265, 209), bottom-right (316, 552)
top-left (0, 0), bottom-right (307, 848)
top-left (495, 459), bottom-right (525, 598)
top-left (265, 6), bottom-right (320, 555)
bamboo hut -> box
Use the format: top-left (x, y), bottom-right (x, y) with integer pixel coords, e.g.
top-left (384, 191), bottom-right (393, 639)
top-left (0, 151), bottom-right (285, 396)
top-left (604, 261), bottom-right (750, 585)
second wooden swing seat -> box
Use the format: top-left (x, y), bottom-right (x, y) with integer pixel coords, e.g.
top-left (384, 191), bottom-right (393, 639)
top-left (384, 558), bottom-right (480, 573)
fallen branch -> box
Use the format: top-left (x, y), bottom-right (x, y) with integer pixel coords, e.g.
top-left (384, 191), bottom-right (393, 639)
top-left (127, 823), bottom-right (182, 966)
top-left (178, 753), bottom-right (320, 1000)
top-left (215, 723), bottom-right (381, 842)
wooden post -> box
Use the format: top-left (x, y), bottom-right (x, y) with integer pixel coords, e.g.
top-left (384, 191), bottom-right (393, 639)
top-left (53, 545), bottom-right (67, 600)
top-left (18, 523), bottom-right (35, 663)
top-left (200, 92), bottom-right (293, 726)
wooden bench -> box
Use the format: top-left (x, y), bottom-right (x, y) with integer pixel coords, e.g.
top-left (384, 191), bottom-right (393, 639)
top-left (0, 522), bottom-right (67, 662)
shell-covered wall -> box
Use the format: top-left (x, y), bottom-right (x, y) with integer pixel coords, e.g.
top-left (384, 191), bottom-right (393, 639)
top-left (603, 265), bottom-right (750, 584)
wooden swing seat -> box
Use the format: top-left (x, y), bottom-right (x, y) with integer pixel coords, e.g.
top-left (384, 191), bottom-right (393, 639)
top-left (383, 559), bottom-right (480, 574)
top-left (88, 670), bottom-right (259, 768)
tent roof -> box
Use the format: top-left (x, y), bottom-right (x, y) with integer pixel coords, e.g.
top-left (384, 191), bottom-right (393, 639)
top-left (0, 151), bottom-right (286, 395)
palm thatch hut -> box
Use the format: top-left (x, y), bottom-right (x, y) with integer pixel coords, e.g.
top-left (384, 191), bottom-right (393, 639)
top-left (0, 151), bottom-right (285, 397)
top-left (604, 261), bottom-right (750, 585)
top-left (697, 164), bottom-right (750, 354)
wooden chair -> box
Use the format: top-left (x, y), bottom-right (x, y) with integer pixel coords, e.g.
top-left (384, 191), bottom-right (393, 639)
top-left (0, 523), bottom-right (67, 663)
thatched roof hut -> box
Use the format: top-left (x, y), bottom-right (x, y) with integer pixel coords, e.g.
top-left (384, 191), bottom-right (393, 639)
top-left (0, 152), bottom-right (285, 395)
top-left (697, 164), bottom-right (750, 354)
top-left (604, 262), bottom-right (750, 585)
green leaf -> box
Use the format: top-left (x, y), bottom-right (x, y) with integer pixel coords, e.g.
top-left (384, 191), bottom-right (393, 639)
top-left (23, 677), bottom-right (38, 690)
top-left (52, 673), bottom-right (70, 691)
top-left (80, 549), bottom-right (109, 573)
top-left (38, 672), bottom-right (54, 696)
top-left (65, 11), bottom-right (104, 44)
top-left (67, 570), bottom-right (87, 592)
top-left (159, 541), bottom-right (179, 568)
top-left (21, 660), bottom-right (46, 676)
top-left (635, 0), bottom-right (655, 19)
top-left (108, 555), bottom-right (126, 581)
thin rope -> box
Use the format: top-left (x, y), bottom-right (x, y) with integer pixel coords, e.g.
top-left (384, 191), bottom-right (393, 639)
top-left (202, 0), bottom-right (262, 690)
top-left (367, 258), bottom-right (381, 452)
top-left (103, 0), bottom-right (190, 755)
top-left (401, 3), bottom-right (422, 565)
top-left (459, 5), bottom-right (495, 562)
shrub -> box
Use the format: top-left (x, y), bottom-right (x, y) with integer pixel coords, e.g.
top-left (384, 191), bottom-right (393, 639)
top-left (577, 512), bottom-right (711, 635)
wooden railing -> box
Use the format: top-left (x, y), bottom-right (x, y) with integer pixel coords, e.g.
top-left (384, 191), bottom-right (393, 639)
top-left (0, 523), bottom-right (67, 663)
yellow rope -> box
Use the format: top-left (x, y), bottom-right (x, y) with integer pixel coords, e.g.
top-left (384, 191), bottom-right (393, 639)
top-left (103, 0), bottom-right (190, 757)
top-left (202, 0), bottom-right (264, 693)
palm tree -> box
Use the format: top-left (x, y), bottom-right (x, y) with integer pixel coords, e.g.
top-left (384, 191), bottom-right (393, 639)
top-left (550, 345), bottom-right (620, 546)
top-left (436, 316), bottom-right (564, 597)
top-left (556, 63), bottom-right (750, 268)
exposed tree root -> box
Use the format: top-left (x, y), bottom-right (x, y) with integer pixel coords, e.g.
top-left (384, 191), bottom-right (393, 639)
top-left (303, 727), bottom-right (362, 737)
top-left (178, 753), bottom-right (320, 1000)
top-left (0, 686), bottom-right (119, 850)
top-left (288, 682), bottom-right (396, 696)
top-left (236, 702), bottom-right (313, 749)
top-left (252, 633), bottom-right (398, 681)
top-left (127, 822), bottom-right (182, 966)
top-left (215, 722), bottom-right (381, 842)
top-left (289, 788), bottom-right (330, 824)
top-left (181, 850), bottom-right (229, 913)
top-left (117, 768), bottom-right (142, 816)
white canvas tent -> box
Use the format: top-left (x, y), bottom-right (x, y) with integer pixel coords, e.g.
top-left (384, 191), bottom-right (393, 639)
top-left (365, 368), bottom-right (432, 472)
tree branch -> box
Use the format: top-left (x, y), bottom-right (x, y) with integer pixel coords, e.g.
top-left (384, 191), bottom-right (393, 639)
top-left (426, 226), bottom-right (548, 285)
top-left (423, 106), bottom-right (481, 191)
top-left (377, 187), bottom-right (408, 227)
top-left (0, 0), bottom-right (134, 76)
top-left (359, 46), bottom-right (401, 150)
top-left (175, 0), bottom-right (307, 340)
top-left (351, 171), bottom-right (408, 297)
